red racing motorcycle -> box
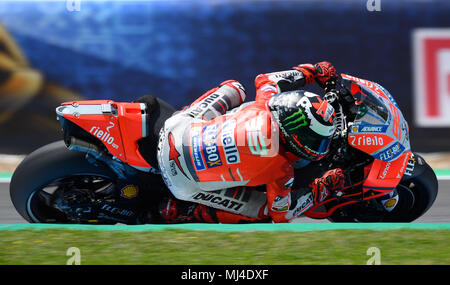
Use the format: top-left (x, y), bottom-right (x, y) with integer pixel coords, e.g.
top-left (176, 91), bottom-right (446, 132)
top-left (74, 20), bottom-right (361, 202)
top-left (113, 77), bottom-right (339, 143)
top-left (9, 74), bottom-right (438, 224)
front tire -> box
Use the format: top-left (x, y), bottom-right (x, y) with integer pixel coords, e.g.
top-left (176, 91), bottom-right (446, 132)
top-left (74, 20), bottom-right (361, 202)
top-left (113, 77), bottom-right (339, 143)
top-left (383, 157), bottom-right (438, 222)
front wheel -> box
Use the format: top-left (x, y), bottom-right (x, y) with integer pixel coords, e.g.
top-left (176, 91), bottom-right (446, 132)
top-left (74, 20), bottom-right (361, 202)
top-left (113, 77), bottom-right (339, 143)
top-left (384, 156), bottom-right (438, 222)
top-left (10, 141), bottom-right (118, 223)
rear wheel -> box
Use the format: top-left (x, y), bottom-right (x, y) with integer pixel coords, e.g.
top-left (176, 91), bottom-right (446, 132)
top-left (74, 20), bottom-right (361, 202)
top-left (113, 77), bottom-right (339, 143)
top-left (10, 141), bottom-right (117, 223)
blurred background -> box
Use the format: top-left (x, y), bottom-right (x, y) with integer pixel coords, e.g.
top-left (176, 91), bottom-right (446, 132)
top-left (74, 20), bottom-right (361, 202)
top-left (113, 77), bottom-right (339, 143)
top-left (0, 0), bottom-right (449, 155)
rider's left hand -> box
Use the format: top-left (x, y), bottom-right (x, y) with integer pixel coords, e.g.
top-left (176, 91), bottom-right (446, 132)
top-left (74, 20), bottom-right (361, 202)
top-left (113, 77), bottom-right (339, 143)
top-left (310, 168), bottom-right (345, 203)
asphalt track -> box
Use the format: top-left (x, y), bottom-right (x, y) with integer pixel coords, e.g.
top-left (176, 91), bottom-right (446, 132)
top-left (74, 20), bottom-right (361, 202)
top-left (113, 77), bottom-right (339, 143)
top-left (0, 180), bottom-right (449, 224)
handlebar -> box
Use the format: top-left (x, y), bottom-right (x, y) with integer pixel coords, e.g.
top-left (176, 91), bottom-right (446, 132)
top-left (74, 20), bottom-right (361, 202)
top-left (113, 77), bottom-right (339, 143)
top-left (322, 77), bottom-right (349, 142)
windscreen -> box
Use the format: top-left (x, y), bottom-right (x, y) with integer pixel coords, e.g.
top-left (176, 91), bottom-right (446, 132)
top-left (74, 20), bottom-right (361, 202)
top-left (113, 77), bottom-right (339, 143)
top-left (353, 85), bottom-right (389, 125)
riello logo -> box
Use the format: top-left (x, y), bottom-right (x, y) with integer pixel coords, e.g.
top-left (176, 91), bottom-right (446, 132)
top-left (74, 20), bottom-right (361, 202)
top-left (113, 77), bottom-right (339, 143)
top-left (90, 126), bottom-right (119, 149)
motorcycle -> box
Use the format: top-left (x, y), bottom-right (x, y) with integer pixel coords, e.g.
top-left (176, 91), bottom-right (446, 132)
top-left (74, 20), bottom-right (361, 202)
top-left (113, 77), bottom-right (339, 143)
top-left (9, 74), bottom-right (438, 224)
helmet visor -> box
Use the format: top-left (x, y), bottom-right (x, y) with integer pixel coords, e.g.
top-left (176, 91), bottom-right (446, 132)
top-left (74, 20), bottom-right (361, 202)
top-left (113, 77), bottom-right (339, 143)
top-left (291, 127), bottom-right (332, 160)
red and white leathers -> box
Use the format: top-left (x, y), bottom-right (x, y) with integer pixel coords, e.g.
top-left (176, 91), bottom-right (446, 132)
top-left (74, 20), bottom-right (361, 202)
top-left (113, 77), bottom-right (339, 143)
top-left (157, 64), bottom-right (329, 223)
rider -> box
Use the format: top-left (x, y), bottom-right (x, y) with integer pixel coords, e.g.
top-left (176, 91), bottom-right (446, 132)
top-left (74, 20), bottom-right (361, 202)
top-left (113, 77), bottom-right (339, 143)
top-left (156, 61), bottom-right (345, 223)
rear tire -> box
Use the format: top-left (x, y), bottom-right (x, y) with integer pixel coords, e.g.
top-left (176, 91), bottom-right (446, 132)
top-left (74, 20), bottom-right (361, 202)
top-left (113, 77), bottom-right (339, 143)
top-left (10, 141), bottom-right (115, 223)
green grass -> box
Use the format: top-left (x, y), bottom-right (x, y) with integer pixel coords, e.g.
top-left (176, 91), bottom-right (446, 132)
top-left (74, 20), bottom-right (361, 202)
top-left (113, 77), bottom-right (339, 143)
top-left (1, 229), bottom-right (450, 265)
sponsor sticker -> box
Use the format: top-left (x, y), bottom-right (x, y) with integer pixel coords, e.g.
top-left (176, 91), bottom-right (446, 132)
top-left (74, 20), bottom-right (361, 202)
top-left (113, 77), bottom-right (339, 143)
top-left (376, 142), bottom-right (406, 161)
top-left (291, 193), bottom-right (314, 218)
top-left (100, 204), bottom-right (134, 217)
top-left (404, 156), bottom-right (416, 176)
top-left (188, 93), bottom-right (221, 117)
top-left (120, 185), bottom-right (139, 199)
top-left (202, 124), bottom-right (223, 168)
top-left (169, 161), bottom-right (178, 176)
top-left (221, 120), bottom-right (241, 164)
top-left (271, 195), bottom-right (290, 212)
top-left (379, 161), bottom-right (391, 180)
top-left (359, 125), bottom-right (386, 133)
top-left (191, 127), bottom-right (206, 171)
top-left (192, 192), bottom-right (244, 211)
top-left (349, 134), bottom-right (385, 147)
top-left (89, 125), bottom-right (119, 149)
top-left (380, 195), bottom-right (399, 212)
top-left (384, 198), bottom-right (397, 208)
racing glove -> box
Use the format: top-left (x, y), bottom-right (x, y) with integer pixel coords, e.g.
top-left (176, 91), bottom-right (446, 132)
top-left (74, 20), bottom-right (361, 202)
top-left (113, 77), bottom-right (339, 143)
top-left (314, 61), bottom-right (338, 88)
top-left (310, 168), bottom-right (345, 204)
top-left (293, 61), bottom-right (338, 89)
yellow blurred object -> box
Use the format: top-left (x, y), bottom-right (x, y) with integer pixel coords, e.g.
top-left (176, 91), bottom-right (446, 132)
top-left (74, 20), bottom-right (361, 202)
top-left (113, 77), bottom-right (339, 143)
top-left (42, 81), bottom-right (83, 103)
top-left (0, 24), bottom-right (44, 123)
top-left (121, 185), bottom-right (139, 199)
top-left (0, 24), bottom-right (82, 126)
top-left (0, 68), bottom-right (43, 97)
top-left (384, 198), bottom-right (397, 208)
top-left (0, 24), bottom-right (29, 67)
top-left (0, 51), bottom-right (22, 70)
top-left (0, 24), bottom-right (86, 153)
top-left (0, 68), bottom-right (43, 123)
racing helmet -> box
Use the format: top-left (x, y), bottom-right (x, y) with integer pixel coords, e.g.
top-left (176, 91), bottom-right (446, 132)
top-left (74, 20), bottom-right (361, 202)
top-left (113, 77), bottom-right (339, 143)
top-left (268, 90), bottom-right (336, 161)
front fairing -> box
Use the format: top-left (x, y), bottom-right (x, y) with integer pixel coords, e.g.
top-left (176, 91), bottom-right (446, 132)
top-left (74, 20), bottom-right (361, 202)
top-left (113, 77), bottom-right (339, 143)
top-left (304, 75), bottom-right (414, 219)
top-left (341, 74), bottom-right (411, 162)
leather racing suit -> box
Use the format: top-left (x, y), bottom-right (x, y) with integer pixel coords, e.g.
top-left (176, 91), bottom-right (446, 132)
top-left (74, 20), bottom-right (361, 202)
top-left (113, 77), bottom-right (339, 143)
top-left (156, 63), bottom-right (339, 223)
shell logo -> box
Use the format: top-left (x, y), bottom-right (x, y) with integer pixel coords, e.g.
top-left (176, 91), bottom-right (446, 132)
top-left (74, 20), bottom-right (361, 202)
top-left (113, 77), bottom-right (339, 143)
top-left (384, 198), bottom-right (397, 208)
top-left (120, 185), bottom-right (139, 199)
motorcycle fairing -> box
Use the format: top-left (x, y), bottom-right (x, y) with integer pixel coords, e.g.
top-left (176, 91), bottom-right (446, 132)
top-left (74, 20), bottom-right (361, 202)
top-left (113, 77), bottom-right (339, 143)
top-left (304, 75), bottom-right (414, 219)
top-left (341, 74), bottom-right (411, 162)
top-left (56, 100), bottom-right (152, 171)
top-left (362, 151), bottom-right (413, 192)
top-left (341, 74), bottom-right (413, 192)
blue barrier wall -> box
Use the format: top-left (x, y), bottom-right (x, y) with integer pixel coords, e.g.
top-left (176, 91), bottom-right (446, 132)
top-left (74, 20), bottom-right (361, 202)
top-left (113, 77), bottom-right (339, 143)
top-left (0, 0), bottom-right (450, 152)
